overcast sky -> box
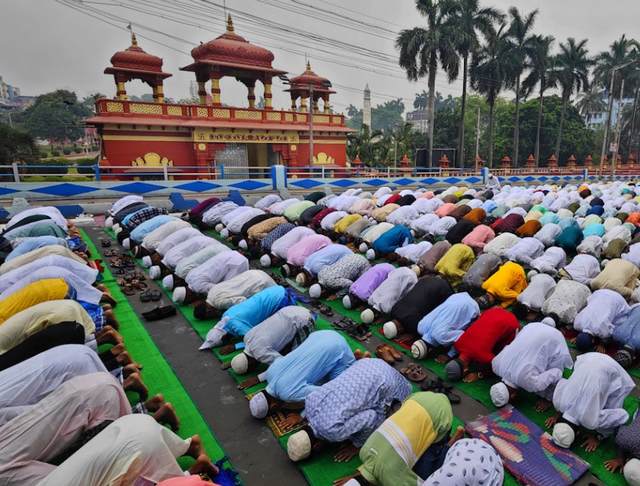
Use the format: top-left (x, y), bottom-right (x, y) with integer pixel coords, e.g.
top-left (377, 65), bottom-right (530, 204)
top-left (1, 0), bottom-right (636, 114)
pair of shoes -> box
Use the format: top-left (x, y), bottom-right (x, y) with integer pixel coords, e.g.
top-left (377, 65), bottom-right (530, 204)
top-left (420, 378), bottom-right (461, 403)
top-left (142, 305), bottom-right (177, 321)
top-left (310, 299), bottom-right (333, 316)
top-left (375, 344), bottom-right (403, 364)
top-left (400, 363), bottom-right (427, 383)
top-left (140, 289), bottom-right (161, 302)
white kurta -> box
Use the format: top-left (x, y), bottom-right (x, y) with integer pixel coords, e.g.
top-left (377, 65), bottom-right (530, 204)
top-left (0, 256), bottom-right (97, 295)
top-left (0, 344), bottom-right (107, 426)
top-left (492, 322), bottom-right (572, 399)
top-left (254, 194), bottom-right (282, 210)
top-left (430, 216), bottom-right (457, 238)
top-left (221, 206), bottom-right (256, 228)
top-left (363, 222), bottom-right (393, 243)
top-left (268, 197), bottom-right (299, 215)
top-left (394, 241), bottom-right (433, 263)
top-left (185, 250), bottom-right (249, 295)
top-left (367, 267), bottom-right (418, 314)
top-left (505, 237), bottom-right (545, 266)
top-left (0, 373), bottom-right (131, 485)
top-left (6, 207), bottom-right (67, 231)
top-left (552, 353), bottom-right (634, 434)
top-left (530, 247), bottom-right (566, 276)
top-left (516, 273), bottom-right (556, 312)
top-left (206, 270), bottom-right (276, 310)
top-left (110, 195), bottom-right (143, 215)
top-left (410, 214), bottom-right (440, 234)
top-left (0, 246), bottom-right (85, 277)
top-left (226, 208), bottom-right (265, 234)
top-left (320, 211), bottom-right (348, 231)
top-left (561, 254), bottom-right (601, 285)
top-left (141, 219), bottom-right (191, 251)
top-left (484, 233), bottom-right (520, 261)
top-left (0, 267), bottom-right (102, 305)
top-left (534, 223), bottom-right (562, 247)
top-left (37, 414), bottom-right (189, 486)
top-left (161, 235), bottom-right (216, 270)
top-left (573, 289), bottom-right (631, 339)
top-left (201, 201), bottom-right (238, 226)
top-left (174, 243), bottom-right (231, 280)
top-left (270, 227), bottom-right (316, 260)
top-left (156, 227), bottom-right (202, 256)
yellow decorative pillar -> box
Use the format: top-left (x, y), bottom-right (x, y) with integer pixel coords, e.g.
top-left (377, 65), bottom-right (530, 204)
top-left (115, 74), bottom-right (127, 100)
top-left (264, 77), bottom-right (273, 110)
top-left (211, 76), bottom-right (221, 106)
top-left (197, 81), bottom-right (207, 105)
top-left (153, 79), bottom-right (165, 103)
top-left (300, 95), bottom-right (308, 113)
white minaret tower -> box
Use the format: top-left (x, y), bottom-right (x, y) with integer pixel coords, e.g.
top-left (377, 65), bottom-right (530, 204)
top-left (363, 83), bottom-right (372, 128)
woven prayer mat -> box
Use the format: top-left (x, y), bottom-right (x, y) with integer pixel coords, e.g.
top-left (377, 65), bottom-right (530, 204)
top-left (466, 405), bottom-right (590, 486)
top-left (244, 392), bottom-right (308, 438)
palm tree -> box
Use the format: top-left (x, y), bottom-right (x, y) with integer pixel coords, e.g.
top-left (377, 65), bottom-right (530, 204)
top-left (414, 90), bottom-right (429, 109)
top-left (396, 0), bottom-right (459, 167)
top-left (576, 85), bottom-right (606, 123)
top-left (470, 23), bottom-right (511, 167)
top-left (347, 124), bottom-right (383, 165)
top-left (522, 35), bottom-right (556, 166)
top-left (346, 104), bottom-right (361, 117)
top-left (554, 38), bottom-right (592, 160)
top-left (446, 0), bottom-right (504, 167)
top-left (504, 7), bottom-right (539, 166)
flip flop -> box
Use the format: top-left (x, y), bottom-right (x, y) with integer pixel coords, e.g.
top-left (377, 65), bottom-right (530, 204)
top-left (123, 284), bottom-right (135, 296)
top-left (332, 317), bottom-right (355, 331)
top-left (401, 363), bottom-right (427, 383)
top-left (150, 290), bottom-right (162, 301)
top-left (386, 345), bottom-right (403, 362)
top-left (347, 324), bottom-right (368, 341)
top-left (140, 290), bottom-right (151, 302)
top-left (136, 282), bottom-right (149, 291)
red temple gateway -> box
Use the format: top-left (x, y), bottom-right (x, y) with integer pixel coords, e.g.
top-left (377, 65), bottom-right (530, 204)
top-left (86, 16), bottom-right (352, 178)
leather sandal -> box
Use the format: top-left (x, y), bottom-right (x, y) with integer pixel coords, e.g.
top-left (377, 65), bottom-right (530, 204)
top-left (375, 345), bottom-right (396, 364)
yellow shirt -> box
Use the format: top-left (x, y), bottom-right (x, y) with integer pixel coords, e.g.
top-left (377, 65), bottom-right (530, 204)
top-left (0, 278), bottom-right (69, 325)
top-left (334, 214), bottom-right (362, 234)
top-left (482, 262), bottom-right (527, 307)
top-left (434, 244), bottom-right (475, 287)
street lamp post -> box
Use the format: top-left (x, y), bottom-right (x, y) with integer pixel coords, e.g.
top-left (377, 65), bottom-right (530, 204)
top-left (612, 77), bottom-right (626, 178)
top-left (308, 81), bottom-right (314, 166)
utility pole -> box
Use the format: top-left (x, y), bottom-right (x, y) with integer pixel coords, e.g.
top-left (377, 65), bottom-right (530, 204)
top-left (308, 81), bottom-right (314, 166)
top-left (475, 107), bottom-right (481, 169)
top-left (613, 78), bottom-right (626, 178)
top-left (600, 71), bottom-right (617, 171)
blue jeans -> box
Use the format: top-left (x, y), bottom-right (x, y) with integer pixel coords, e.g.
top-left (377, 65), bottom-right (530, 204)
top-left (412, 433), bottom-right (450, 480)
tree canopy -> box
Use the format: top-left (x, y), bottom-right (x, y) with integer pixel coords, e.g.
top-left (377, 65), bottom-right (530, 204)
top-left (0, 123), bottom-right (39, 166)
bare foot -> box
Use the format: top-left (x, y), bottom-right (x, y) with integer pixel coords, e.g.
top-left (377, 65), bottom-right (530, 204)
top-left (116, 351), bottom-right (143, 370)
top-left (353, 349), bottom-right (371, 360)
top-left (186, 434), bottom-right (205, 459)
top-left (462, 372), bottom-right (481, 383)
top-left (447, 426), bottom-right (465, 446)
top-left (534, 398), bottom-right (552, 413)
top-left (187, 454), bottom-right (219, 477)
top-left (110, 343), bottom-right (126, 356)
top-left (123, 372), bottom-right (148, 401)
top-left (101, 293), bottom-right (118, 307)
top-left (145, 394), bottom-right (165, 412)
top-left (95, 284), bottom-right (108, 292)
top-left (153, 403), bottom-right (180, 431)
top-left (122, 363), bottom-right (140, 379)
top-left (96, 328), bottom-right (123, 346)
top-left (435, 354), bottom-right (451, 363)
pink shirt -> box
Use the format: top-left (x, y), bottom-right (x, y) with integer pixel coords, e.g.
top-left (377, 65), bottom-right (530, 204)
top-left (435, 203), bottom-right (457, 218)
top-left (462, 225), bottom-right (495, 252)
top-left (286, 234), bottom-right (332, 266)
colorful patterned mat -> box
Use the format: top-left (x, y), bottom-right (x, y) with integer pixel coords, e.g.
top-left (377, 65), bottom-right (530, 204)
top-left (466, 405), bottom-right (590, 486)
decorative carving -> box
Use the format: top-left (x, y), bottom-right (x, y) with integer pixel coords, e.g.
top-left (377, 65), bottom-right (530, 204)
top-left (314, 115), bottom-right (330, 124)
top-left (313, 152), bottom-right (335, 165)
top-left (129, 103), bottom-right (162, 115)
top-left (167, 106), bottom-right (183, 116)
top-left (296, 114), bottom-right (307, 122)
top-left (132, 152), bottom-right (173, 166)
top-left (235, 110), bottom-right (262, 120)
top-left (197, 107), bottom-right (209, 117)
top-left (106, 101), bottom-right (124, 113)
top-left (266, 112), bottom-right (281, 121)
top-left (212, 108), bottom-right (231, 118)
top-left (332, 116), bottom-right (342, 124)
top-left (284, 113), bottom-right (294, 122)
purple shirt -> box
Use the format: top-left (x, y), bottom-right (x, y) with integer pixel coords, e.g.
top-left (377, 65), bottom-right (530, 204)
top-left (349, 263), bottom-right (395, 301)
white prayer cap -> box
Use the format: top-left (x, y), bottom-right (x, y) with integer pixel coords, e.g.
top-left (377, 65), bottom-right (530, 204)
top-left (541, 317), bottom-right (556, 328)
top-left (114, 226), bottom-right (122, 236)
top-left (601, 259), bottom-right (610, 269)
top-left (527, 269), bottom-right (539, 282)
top-left (162, 274), bottom-right (174, 291)
top-left (142, 256), bottom-right (152, 268)
top-left (281, 264), bottom-right (292, 278)
top-left (220, 228), bottom-right (229, 239)
top-left (149, 265), bottom-right (162, 280)
top-left (412, 265), bottom-right (421, 277)
top-left (113, 223), bottom-right (121, 232)
top-left (410, 229), bottom-right (416, 237)
top-left (411, 339), bottom-right (428, 359)
top-left (343, 481), bottom-right (360, 486)
top-left (342, 295), bottom-right (352, 309)
top-left (122, 238), bottom-right (131, 250)
top-left (249, 392), bottom-right (269, 419)
top-left (624, 458), bottom-right (640, 486)
top-left (172, 287), bottom-right (187, 303)
top-left (215, 223), bottom-right (224, 233)
top-left (105, 216), bottom-right (114, 229)
top-left (295, 273), bottom-right (307, 286)
top-left (358, 242), bottom-right (368, 253)
top-left (366, 249), bottom-right (376, 260)
top-left (309, 284), bottom-right (322, 299)
top-left (287, 430), bottom-right (312, 462)
top-left (260, 254), bottom-right (271, 267)
top-left (361, 309), bottom-right (374, 324)
top-left (231, 353), bottom-right (249, 375)
top-left (490, 382), bottom-right (510, 407)
top-left (239, 239), bottom-right (248, 251)
top-left (383, 321), bottom-right (398, 339)
top-left (552, 423), bottom-right (575, 448)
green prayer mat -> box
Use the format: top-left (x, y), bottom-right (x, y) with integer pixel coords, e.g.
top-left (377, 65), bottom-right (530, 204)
top-left (83, 230), bottom-right (239, 478)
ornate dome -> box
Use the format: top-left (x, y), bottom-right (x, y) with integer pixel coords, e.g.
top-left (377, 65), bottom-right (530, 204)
top-left (110, 35), bottom-right (164, 73)
top-left (190, 15), bottom-right (275, 69)
top-left (289, 62), bottom-right (333, 91)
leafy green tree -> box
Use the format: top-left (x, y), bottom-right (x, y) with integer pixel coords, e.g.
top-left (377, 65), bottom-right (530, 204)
top-left (505, 7), bottom-right (539, 165)
top-left (0, 123), bottom-right (39, 166)
top-left (371, 99), bottom-right (405, 130)
top-left (14, 90), bottom-right (92, 143)
top-left (347, 125), bottom-right (383, 165)
top-left (414, 90), bottom-right (429, 109)
top-left (523, 35), bottom-right (556, 166)
top-left (554, 38), bottom-right (592, 160)
top-left (397, 0), bottom-right (459, 167)
top-left (446, 0), bottom-right (504, 166)
top-left (470, 23), bottom-right (511, 166)
top-left (346, 104), bottom-right (362, 117)
top-left (576, 86), bottom-right (606, 124)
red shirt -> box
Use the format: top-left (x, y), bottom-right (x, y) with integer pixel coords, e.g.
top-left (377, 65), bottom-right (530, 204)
top-left (454, 308), bottom-right (520, 366)
top-left (384, 194), bottom-right (402, 205)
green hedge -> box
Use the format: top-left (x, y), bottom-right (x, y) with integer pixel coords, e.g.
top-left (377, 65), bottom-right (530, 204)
top-left (63, 148), bottom-right (72, 155)
top-left (51, 150), bottom-right (60, 157)
top-left (73, 147), bottom-right (82, 154)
